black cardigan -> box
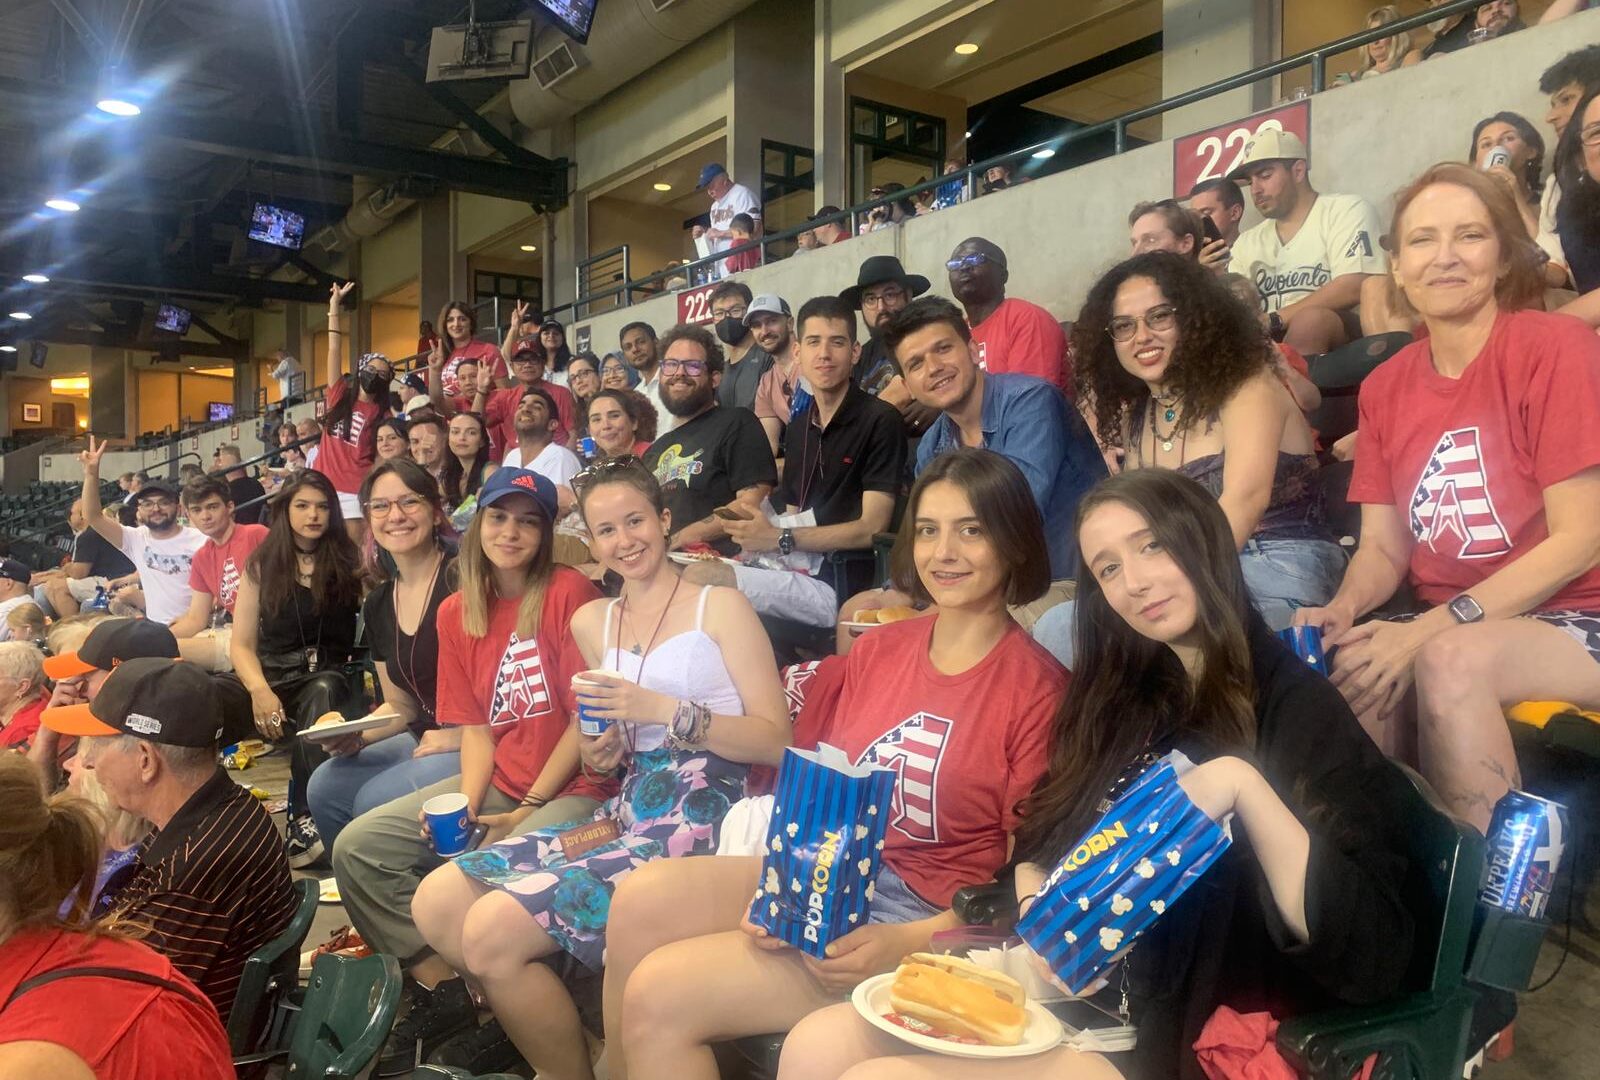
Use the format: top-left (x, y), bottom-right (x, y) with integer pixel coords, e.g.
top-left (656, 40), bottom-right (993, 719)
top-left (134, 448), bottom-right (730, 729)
top-left (1121, 618), bottom-right (1416, 1080)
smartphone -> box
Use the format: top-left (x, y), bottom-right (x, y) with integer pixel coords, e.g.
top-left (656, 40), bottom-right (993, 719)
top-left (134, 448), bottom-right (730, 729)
top-left (465, 822), bottom-right (490, 851)
top-left (712, 507), bottom-right (751, 522)
top-left (1201, 215), bottom-right (1223, 245)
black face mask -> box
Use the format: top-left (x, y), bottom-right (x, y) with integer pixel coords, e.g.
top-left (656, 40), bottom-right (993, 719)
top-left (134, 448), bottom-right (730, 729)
top-left (359, 371), bottom-right (388, 397)
top-left (715, 317), bottom-right (750, 346)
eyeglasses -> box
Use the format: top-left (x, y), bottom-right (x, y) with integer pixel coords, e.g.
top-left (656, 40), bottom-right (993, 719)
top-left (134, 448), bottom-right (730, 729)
top-left (1107, 305), bottom-right (1179, 342)
top-left (660, 358), bottom-right (708, 376)
top-left (710, 305), bottom-right (748, 320)
top-left (364, 494), bottom-right (429, 517)
top-left (860, 288), bottom-right (906, 310)
top-left (509, 355), bottom-right (542, 367)
top-left (946, 253), bottom-right (993, 271)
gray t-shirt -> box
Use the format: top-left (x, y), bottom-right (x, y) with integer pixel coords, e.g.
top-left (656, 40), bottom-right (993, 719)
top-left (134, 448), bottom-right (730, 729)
top-left (718, 346), bottom-right (775, 412)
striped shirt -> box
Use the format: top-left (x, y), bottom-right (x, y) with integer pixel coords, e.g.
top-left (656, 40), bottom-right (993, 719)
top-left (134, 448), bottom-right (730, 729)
top-left (109, 768), bottom-right (296, 1017)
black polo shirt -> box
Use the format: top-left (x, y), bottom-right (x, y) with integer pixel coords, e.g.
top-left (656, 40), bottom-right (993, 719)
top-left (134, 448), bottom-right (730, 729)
top-left (108, 767), bottom-right (296, 1017)
top-left (777, 381), bottom-right (905, 527)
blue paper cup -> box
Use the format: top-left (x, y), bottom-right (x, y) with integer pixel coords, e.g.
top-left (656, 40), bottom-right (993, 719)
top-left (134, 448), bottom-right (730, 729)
top-left (572, 669), bottom-right (624, 737)
top-left (1277, 624), bottom-right (1327, 675)
top-left (422, 792), bottom-right (472, 857)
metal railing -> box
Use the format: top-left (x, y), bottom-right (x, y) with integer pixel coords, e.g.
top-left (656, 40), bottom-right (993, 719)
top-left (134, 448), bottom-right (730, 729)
top-left (0, 444), bottom-right (206, 543)
top-left (574, 245), bottom-right (631, 318)
top-left (564, 0), bottom-right (1499, 315)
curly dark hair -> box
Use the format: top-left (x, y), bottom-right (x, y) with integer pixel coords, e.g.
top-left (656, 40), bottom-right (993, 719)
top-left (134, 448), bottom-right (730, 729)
top-left (1071, 251), bottom-right (1271, 450)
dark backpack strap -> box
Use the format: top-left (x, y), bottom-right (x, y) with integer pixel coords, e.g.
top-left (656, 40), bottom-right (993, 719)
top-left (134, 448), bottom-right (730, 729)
top-left (4, 965), bottom-right (210, 1012)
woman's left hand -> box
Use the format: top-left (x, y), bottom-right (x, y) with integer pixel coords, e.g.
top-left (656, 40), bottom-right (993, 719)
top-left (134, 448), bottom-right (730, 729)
top-left (478, 808), bottom-right (530, 846)
top-left (1329, 619), bottom-right (1427, 716)
top-left (413, 727), bottom-right (462, 758)
top-left (572, 673), bottom-right (675, 727)
top-left (1484, 163), bottom-right (1530, 203)
top-left (801, 922), bottom-right (921, 994)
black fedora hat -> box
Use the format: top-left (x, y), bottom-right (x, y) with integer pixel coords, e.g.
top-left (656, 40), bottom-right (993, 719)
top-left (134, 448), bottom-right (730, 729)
top-left (839, 256), bottom-right (931, 310)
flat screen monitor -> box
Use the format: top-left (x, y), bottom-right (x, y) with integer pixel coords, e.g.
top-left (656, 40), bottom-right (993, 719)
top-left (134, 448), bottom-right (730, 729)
top-left (155, 303), bottom-right (192, 334)
top-left (248, 202), bottom-right (306, 249)
top-left (532, 0), bottom-right (597, 44)
top-left (208, 401), bottom-right (234, 422)
top-left (28, 342), bottom-right (47, 369)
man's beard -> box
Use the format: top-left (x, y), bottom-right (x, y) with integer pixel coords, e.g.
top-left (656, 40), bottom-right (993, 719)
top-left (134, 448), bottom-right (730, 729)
top-left (759, 331), bottom-right (791, 356)
top-left (662, 379), bottom-right (715, 418)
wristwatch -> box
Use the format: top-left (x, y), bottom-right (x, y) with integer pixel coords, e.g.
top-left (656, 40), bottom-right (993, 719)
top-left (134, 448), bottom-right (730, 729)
top-left (1447, 593), bottom-right (1486, 624)
top-left (778, 528), bottom-right (795, 557)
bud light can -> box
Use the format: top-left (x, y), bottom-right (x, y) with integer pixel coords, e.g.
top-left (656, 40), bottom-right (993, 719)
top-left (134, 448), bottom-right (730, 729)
top-left (1276, 624), bottom-right (1327, 675)
top-left (579, 436), bottom-right (597, 462)
top-left (1480, 789), bottom-right (1568, 921)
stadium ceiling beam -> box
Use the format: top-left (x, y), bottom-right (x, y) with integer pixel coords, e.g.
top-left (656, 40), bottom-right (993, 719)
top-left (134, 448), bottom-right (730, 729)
top-left (0, 262), bottom-right (329, 305)
top-left (145, 111), bottom-right (566, 207)
top-left (44, 326), bottom-right (244, 360)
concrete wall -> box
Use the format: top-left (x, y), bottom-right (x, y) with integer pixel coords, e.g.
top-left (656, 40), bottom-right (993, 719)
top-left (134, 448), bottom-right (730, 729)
top-left (571, 14), bottom-right (1589, 351)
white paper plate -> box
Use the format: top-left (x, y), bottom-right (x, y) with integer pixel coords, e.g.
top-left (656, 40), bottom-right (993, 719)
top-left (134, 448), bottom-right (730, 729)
top-left (668, 552), bottom-right (734, 566)
top-left (297, 713), bottom-right (400, 741)
top-left (851, 972), bottom-right (1063, 1059)
top-left (318, 877), bottom-right (342, 904)
top-left (839, 620), bottom-right (885, 632)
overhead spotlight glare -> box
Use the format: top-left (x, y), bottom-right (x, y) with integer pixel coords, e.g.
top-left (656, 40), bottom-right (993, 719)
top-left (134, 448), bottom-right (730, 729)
top-left (1032, 148), bottom-right (1057, 160)
top-left (0, 345), bottom-right (15, 353)
top-left (22, 273), bottom-right (49, 284)
top-left (519, 244), bottom-right (538, 252)
top-left (45, 198), bottom-right (81, 213)
top-left (96, 98), bottom-right (141, 117)
top-left (653, 182), bottom-right (673, 192)
top-left (964, 131), bottom-right (972, 140)
top-left (954, 42), bottom-right (980, 55)
top-left (8, 312), bottom-right (33, 321)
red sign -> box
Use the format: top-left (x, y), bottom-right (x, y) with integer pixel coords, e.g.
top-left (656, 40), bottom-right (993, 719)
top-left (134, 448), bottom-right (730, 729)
top-left (676, 283), bottom-right (718, 326)
top-left (1172, 100), bottom-right (1311, 199)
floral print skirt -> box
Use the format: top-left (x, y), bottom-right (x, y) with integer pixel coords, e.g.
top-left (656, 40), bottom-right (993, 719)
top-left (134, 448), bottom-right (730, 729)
top-left (454, 747), bottom-right (749, 969)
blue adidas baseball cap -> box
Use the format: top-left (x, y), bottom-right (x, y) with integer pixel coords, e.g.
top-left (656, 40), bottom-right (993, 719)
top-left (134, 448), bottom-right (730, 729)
top-left (476, 467), bottom-right (558, 521)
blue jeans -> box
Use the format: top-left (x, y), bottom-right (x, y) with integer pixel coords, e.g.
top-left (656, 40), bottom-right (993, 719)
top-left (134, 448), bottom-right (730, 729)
top-left (306, 732), bottom-right (463, 847)
top-left (1029, 538), bottom-right (1348, 669)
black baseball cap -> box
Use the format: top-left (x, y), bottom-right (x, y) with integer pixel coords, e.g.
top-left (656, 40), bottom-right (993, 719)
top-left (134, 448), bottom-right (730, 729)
top-left (42, 617), bottom-right (179, 680)
top-left (41, 657), bottom-right (223, 747)
top-left (0, 559), bottom-right (29, 586)
top-left (134, 480), bottom-right (180, 503)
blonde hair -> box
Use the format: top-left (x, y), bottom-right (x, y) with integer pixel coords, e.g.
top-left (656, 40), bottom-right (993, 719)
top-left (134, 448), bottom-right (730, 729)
top-left (71, 758), bottom-right (150, 851)
top-left (0, 641), bottom-right (45, 684)
top-left (454, 504), bottom-right (554, 639)
top-left (1359, 6), bottom-right (1413, 73)
top-left (0, 755), bottom-right (104, 930)
top-left (5, 603), bottom-right (45, 643)
top-left (1385, 162), bottom-right (1547, 321)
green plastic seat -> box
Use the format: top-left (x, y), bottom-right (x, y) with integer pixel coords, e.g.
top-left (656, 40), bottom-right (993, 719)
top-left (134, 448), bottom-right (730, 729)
top-left (1276, 763), bottom-right (1484, 1079)
top-left (227, 877), bottom-right (320, 1056)
top-left (234, 952), bottom-right (402, 1080)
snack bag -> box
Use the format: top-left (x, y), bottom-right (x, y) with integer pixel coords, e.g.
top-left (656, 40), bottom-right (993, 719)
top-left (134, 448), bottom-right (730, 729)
top-left (1017, 756), bottom-right (1231, 994)
top-left (747, 743), bottom-right (895, 958)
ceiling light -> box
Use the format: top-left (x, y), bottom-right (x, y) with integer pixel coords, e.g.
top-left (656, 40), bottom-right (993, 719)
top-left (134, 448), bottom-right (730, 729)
top-left (8, 312), bottom-right (32, 321)
top-left (44, 198), bottom-right (81, 213)
top-left (22, 273), bottom-right (49, 284)
top-left (1032, 148), bottom-right (1057, 160)
top-left (96, 98), bottom-right (141, 117)
top-left (653, 182), bottom-right (673, 192)
top-left (0, 346), bottom-right (15, 353)
top-left (954, 43), bottom-right (980, 55)
top-left (519, 244), bottom-right (537, 252)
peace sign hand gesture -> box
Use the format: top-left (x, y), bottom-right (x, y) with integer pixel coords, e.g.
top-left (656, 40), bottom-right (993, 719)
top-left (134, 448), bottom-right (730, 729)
top-left (428, 336), bottom-right (446, 370)
top-left (80, 434), bottom-right (109, 474)
top-left (509, 300), bottom-right (531, 333)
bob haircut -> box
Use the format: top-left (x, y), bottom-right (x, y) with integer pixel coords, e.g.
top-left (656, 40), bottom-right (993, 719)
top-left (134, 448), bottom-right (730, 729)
top-left (889, 448), bottom-right (1050, 609)
top-left (1385, 162), bottom-right (1546, 321)
top-left (358, 458), bottom-right (457, 582)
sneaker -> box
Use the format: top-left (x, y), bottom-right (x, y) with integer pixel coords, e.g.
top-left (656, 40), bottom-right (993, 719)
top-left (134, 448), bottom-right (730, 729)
top-left (427, 1018), bottom-right (524, 1075)
top-left (378, 977), bottom-right (478, 1077)
top-left (285, 815), bottom-right (325, 869)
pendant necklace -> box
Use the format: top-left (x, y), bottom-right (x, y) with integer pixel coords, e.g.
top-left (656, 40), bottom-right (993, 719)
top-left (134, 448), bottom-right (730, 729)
top-left (1149, 395), bottom-right (1181, 454)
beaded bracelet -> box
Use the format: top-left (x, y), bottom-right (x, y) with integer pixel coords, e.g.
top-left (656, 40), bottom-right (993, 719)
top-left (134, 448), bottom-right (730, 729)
top-left (665, 699), bottom-right (712, 749)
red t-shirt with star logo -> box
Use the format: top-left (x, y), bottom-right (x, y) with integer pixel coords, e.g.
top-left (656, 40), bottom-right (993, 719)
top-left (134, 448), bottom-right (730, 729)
top-left (1348, 309), bottom-right (1600, 609)
top-left (435, 565), bottom-right (608, 801)
top-left (188, 523), bottom-right (268, 615)
top-left (804, 616), bottom-right (1065, 908)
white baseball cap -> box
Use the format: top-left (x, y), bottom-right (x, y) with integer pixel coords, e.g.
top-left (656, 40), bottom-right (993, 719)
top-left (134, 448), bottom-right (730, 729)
top-left (1225, 129), bottom-right (1308, 182)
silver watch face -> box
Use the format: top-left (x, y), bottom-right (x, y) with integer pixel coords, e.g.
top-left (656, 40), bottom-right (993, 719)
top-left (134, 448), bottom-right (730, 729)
top-left (1451, 595), bottom-right (1484, 622)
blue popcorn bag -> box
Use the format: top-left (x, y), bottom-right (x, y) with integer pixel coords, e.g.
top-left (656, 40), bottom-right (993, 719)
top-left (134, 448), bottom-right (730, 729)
top-left (747, 744), bottom-right (896, 959)
top-left (1017, 756), bottom-right (1232, 995)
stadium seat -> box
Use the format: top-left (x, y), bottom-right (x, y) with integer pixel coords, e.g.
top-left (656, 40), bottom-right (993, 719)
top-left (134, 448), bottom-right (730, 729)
top-left (1306, 332), bottom-right (1413, 449)
top-left (232, 952), bottom-right (402, 1080)
top-left (227, 877), bottom-right (320, 1058)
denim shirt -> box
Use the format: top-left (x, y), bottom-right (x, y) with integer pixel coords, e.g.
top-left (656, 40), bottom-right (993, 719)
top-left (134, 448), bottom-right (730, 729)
top-left (916, 373), bottom-right (1107, 578)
